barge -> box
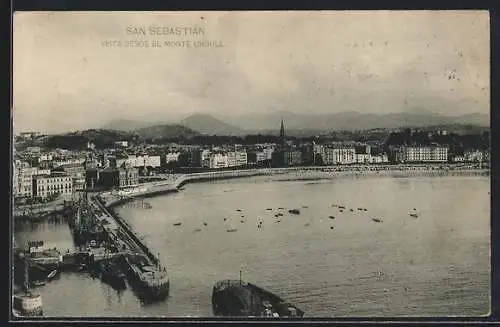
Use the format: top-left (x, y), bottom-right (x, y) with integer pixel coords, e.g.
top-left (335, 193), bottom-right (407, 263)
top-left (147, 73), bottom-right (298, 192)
top-left (125, 254), bottom-right (169, 301)
top-left (212, 279), bottom-right (304, 318)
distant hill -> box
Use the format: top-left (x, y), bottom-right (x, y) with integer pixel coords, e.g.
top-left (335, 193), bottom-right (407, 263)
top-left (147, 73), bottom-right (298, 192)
top-left (101, 119), bottom-right (156, 131)
top-left (180, 113), bottom-right (246, 136)
top-left (41, 129), bottom-right (137, 150)
top-left (100, 111), bottom-right (489, 137)
top-left (224, 111), bottom-right (490, 132)
top-left (134, 124), bottom-right (200, 139)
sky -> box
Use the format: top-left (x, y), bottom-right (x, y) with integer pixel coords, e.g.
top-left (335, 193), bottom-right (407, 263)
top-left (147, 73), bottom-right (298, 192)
top-left (13, 11), bottom-right (490, 134)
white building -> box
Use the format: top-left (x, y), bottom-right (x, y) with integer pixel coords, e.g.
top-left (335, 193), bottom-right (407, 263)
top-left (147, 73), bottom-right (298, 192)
top-left (209, 153), bottom-right (229, 169)
top-left (32, 172), bottom-right (73, 199)
top-left (464, 150), bottom-right (484, 162)
top-left (14, 162), bottom-right (52, 198)
top-left (165, 152), bottom-right (181, 163)
top-left (397, 146), bottom-right (448, 163)
top-left (369, 154), bottom-right (389, 164)
top-left (356, 154), bottom-right (371, 164)
top-left (53, 158), bottom-right (86, 168)
top-left (115, 141), bottom-right (129, 148)
top-left (38, 154), bottom-right (53, 163)
top-left (200, 149), bottom-right (212, 168)
top-left (227, 150), bottom-right (248, 167)
top-left (116, 155), bottom-right (162, 168)
top-left (322, 146), bottom-right (356, 165)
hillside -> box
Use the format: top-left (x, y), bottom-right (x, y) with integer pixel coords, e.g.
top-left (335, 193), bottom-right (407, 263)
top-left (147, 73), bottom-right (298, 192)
top-left (180, 113), bottom-right (246, 136)
top-left (134, 124), bottom-right (200, 139)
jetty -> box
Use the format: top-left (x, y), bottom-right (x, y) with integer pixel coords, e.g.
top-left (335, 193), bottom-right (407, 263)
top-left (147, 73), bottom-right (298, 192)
top-left (65, 192), bottom-right (169, 302)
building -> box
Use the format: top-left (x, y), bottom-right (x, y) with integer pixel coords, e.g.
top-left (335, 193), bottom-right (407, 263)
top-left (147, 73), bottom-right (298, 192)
top-left (95, 168), bottom-right (119, 189)
top-left (115, 141), bottom-right (129, 148)
top-left (209, 153), bottom-right (229, 169)
top-left (227, 150), bottom-right (248, 167)
top-left (53, 163), bottom-right (86, 191)
top-left (322, 146), bottom-right (356, 165)
top-left (369, 154), bottom-right (389, 164)
top-left (283, 150), bottom-right (303, 166)
top-left (272, 119), bottom-right (295, 167)
top-left (116, 155), bottom-right (161, 169)
top-left (192, 149), bottom-right (211, 168)
top-left (14, 163), bottom-right (51, 198)
top-left (32, 172), bottom-right (73, 199)
top-left (19, 132), bottom-right (41, 140)
top-left (85, 168), bottom-right (100, 188)
top-left (393, 146), bottom-right (448, 163)
top-left (464, 150), bottom-right (484, 162)
top-left (118, 166), bottom-right (139, 187)
top-left (165, 152), bottom-right (181, 163)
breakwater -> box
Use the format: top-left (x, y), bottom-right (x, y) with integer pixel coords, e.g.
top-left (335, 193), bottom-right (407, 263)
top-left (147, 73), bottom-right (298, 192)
top-left (95, 197), bottom-right (159, 266)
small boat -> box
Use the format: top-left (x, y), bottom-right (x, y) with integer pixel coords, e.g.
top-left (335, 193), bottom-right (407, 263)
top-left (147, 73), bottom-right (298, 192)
top-left (329, 216), bottom-right (335, 219)
top-left (277, 213), bottom-right (283, 217)
top-left (173, 222), bottom-right (182, 226)
top-left (304, 223), bottom-right (310, 227)
top-left (275, 220), bottom-right (281, 223)
top-left (357, 208), bottom-right (364, 211)
top-left (302, 206), bottom-right (308, 209)
top-left (240, 220), bottom-right (245, 223)
top-left (371, 218), bottom-right (383, 223)
top-left (331, 204), bottom-right (338, 207)
top-left (278, 207), bottom-right (285, 210)
top-left (236, 209), bottom-right (242, 212)
top-left (274, 214), bottom-right (279, 218)
top-left (330, 226), bottom-right (334, 230)
top-left (339, 210), bottom-right (344, 213)
top-left (226, 228), bottom-right (238, 233)
top-left (363, 208), bottom-right (368, 212)
top-left (266, 208), bottom-right (273, 211)
top-left (223, 218), bottom-right (227, 221)
top-left (409, 213), bottom-right (418, 218)
top-left (46, 269), bottom-right (58, 280)
top-left (338, 206), bottom-right (346, 210)
top-left (203, 222), bottom-right (208, 226)
top-left (288, 209), bottom-right (300, 215)
top-left (193, 228), bottom-right (202, 232)
top-left (350, 209), bottom-right (354, 212)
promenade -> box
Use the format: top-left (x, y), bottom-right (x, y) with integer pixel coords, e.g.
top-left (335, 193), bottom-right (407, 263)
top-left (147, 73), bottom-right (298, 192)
top-left (98, 163), bottom-right (489, 208)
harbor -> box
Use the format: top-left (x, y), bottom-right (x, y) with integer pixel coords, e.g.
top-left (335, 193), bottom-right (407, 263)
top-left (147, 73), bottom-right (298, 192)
top-left (11, 165), bottom-right (490, 318)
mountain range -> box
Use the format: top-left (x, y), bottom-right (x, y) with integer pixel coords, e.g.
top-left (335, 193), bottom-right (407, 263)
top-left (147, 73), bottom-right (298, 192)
top-left (101, 111), bottom-right (489, 136)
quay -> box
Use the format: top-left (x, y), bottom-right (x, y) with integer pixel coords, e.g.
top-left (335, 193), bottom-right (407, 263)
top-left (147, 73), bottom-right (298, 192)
top-left (63, 193), bottom-right (169, 302)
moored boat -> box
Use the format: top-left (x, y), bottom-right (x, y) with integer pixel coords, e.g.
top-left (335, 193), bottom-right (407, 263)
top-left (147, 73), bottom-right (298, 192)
top-left (125, 254), bottom-right (169, 301)
top-left (100, 260), bottom-right (127, 290)
top-left (212, 279), bottom-right (304, 317)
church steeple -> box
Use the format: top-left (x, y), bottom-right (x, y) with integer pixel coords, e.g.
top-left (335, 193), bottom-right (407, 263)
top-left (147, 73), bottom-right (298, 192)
top-left (279, 118), bottom-right (285, 149)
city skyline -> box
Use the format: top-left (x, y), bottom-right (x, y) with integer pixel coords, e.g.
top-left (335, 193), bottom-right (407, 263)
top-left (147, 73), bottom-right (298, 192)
top-left (13, 11), bottom-right (490, 134)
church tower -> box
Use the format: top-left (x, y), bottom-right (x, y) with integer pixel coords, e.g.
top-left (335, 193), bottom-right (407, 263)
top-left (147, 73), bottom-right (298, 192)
top-left (279, 118), bottom-right (285, 150)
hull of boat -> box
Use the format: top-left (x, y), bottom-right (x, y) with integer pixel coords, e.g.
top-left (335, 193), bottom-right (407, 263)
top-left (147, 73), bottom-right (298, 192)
top-left (212, 280), bottom-right (304, 318)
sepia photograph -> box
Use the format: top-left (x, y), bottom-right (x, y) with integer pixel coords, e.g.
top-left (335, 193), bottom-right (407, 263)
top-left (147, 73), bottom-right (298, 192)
top-left (11, 11), bottom-right (490, 318)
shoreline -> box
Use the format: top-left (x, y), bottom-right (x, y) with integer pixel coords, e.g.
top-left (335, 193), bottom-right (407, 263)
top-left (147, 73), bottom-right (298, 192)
top-left (101, 164), bottom-right (489, 209)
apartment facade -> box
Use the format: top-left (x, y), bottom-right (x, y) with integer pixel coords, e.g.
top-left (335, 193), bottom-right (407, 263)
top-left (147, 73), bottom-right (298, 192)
top-left (322, 147), bottom-right (356, 165)
top-left (32, 172), bottom-right (73, 199)
top-left (14, 162), bottom-right (51, 198)
top-left (395, 146), bottom-right (449, 163)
